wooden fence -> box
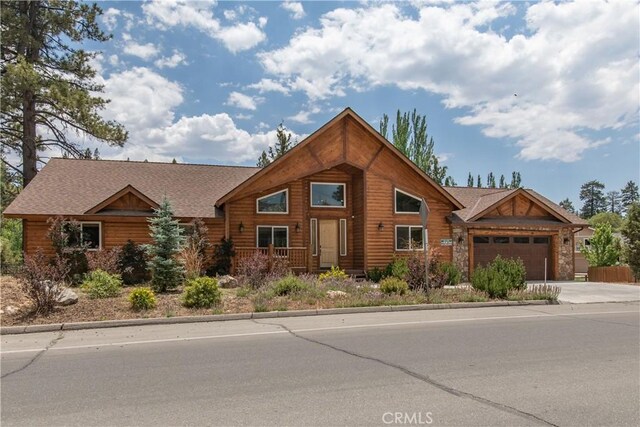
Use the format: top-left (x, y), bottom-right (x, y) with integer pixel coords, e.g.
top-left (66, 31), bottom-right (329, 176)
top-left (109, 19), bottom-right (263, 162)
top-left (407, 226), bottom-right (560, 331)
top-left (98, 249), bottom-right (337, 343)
top-left (232, 245), bottom-right (310, 274)
top-left (587, 266), bottom-right (636, 283)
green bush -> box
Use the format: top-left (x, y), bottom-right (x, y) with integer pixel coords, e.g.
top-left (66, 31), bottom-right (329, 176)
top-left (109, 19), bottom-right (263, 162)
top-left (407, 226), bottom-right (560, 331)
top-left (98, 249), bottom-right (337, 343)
top-left (119, 240), bottom-right (150, 285)
top-left (380, 277), bottom-right (409, 295)
top-left (269, 275), bottom-right (308, 296)
top-left (471, 256), bottom-right (526, 299)
top-left (439, 262), bottom-right (462, 286)
top-left (390, 257), bottom-right (409, 279)
top-left (366, 267), bottom-right (386, 283)
top-left (81, 269), bottom-right (122, 299)
top-left (182, 277), bottom-right (222, 308)
top-left (128, 287), bottom-right (157, 310)
top-left (318, 266), bottom-right (349, 281)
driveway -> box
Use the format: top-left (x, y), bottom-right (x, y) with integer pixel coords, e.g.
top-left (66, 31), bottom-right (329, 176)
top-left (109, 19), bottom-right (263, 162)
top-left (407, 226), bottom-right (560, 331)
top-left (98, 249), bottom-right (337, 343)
top-left (531, 281), bottom-right (640, 303)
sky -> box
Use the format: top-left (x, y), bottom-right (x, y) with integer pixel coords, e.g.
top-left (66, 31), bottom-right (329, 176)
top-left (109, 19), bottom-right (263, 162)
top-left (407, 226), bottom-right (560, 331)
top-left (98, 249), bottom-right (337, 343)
top-left (69, 0), bottom-right (638, 208)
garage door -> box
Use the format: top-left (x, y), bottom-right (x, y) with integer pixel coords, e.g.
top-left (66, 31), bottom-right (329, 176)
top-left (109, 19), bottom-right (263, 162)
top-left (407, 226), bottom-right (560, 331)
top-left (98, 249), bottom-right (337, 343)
top-left (473, 235), bottom-right (551, 280)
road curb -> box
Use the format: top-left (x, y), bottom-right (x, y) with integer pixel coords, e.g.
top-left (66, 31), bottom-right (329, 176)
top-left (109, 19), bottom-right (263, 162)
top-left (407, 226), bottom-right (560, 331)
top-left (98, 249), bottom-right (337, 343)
top-left (0, 300), bottom-right (553, 335)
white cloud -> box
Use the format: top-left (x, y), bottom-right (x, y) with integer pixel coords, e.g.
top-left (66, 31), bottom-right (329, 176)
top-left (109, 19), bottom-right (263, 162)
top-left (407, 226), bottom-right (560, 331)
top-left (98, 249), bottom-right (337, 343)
top-left (258, 1), bottom-right (639, 162)
top-left (101, 8), bottom-right (120, 31)
top-left (281, 2), bottom-right (306, 20)
top-left (142, 0), bottom-right (267, 53)
top-left (123, 41), bottom-right (159, 60)
top-left (287, 106), bottom-right (321, 124)
top-left (154, 51), bottom-right (188, 69)
top-left (226, 92), bottom-right (262, 110)
top-left (246, 78), bottom-right (289, 95)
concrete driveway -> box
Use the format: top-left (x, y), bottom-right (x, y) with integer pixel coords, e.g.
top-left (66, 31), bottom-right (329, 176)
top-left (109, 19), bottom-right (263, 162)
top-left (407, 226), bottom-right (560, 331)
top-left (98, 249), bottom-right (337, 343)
top-left (531, 281), bottom-right (640, 303)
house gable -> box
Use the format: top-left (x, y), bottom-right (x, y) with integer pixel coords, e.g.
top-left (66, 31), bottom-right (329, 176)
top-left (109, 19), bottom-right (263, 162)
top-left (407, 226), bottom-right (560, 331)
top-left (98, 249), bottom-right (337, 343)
top-left (468, 189), bottom-right (569, 223)
top-left (85, 185), bottom-right (158, 215)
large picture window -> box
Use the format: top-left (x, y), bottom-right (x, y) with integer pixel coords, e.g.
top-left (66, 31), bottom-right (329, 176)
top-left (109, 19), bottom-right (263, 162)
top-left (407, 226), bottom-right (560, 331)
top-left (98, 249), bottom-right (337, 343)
top-left (257, 189), bottom-right (288, 213)
top-left (395, 225), bottom-right (424, 251)
top-left (395, 189), bottom-right (421, 214)
top-left (257, 226), bottom-right (288, 248)
top-left (311, 183), bottom-right (345, 208)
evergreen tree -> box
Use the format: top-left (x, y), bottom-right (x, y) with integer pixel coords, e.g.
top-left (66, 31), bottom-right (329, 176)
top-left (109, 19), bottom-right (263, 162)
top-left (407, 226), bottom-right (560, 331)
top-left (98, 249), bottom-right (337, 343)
top-left (510, 171), bottom-right (522, 188)
top-left (147, 197), bottom-right (185, 292)
top-left (606, 191), bottom-right (622, 214)
top-left (467, 173), bottom-right (474, 187)
top-left (559, 198), bottom-right (576, 214)
top-left (378, 114), bottom-right (389, 139)
top-left (579, 180), bottom-right (607, 218)
top-left (444, 176), bottom-right (457, 186)
top-left (621, 180), bottom-right (639, 214)
top-left (171, 158), bottom-right (177, 164)
top-left (1, 0), bottom-right (127, 185)
top-left (257, 122), bottom-right (294, 167)
top-left (476, 175), bottom-right (482, 188)
top-left (621, 203), bottom-right (640, 279)
top-left (487, 172), bottom-right (496, 188)
top-left (499, 174), bottom-right (507, 188)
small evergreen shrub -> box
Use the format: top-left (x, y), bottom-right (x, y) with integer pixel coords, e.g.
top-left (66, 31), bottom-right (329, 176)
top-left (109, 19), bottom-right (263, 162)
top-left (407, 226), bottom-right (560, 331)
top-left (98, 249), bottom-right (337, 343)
top-left (471, 256), bottom-right (527, 299)
top-left (81, 269), bottom-right (122, 299)
top-left (119, 240), bottom-right (150, 285)
top-left (318, 266), bottom-right (349, 281)
top-left (128, 287), bottom-right (157, 310)
top-left (269, 275), bottom-right (308, 296)
top-left (390, 257), bottom-right (409, 279)
top-left (439, 262), bottom-right (462, 286)
top-left (182, 277), bottom-right (222, 308)
top-left (147, 198), bottom-right (185, 292)
top-left (380, 277), bottom-right (409, 295)
top-left (366, 267), bottom-right (386, 283)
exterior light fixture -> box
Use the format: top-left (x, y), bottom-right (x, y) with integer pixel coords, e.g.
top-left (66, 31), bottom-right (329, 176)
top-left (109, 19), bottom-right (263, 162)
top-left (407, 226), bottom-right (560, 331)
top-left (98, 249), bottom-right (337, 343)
top-left (239, 221), bottom-right (245, 233)
top-left (295, 222), bottom-right (301, 233)
top-left (378, 222), bottom-right (384, 231)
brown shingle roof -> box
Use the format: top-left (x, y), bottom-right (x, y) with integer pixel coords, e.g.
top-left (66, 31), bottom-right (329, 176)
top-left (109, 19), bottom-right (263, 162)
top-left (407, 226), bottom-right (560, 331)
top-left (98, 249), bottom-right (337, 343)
top-left (4, 158), bottom-right (259, 218)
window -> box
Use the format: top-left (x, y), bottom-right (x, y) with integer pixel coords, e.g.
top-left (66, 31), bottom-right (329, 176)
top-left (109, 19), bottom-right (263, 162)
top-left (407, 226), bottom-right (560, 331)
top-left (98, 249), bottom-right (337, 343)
top-left (514, 237), bottom-right (530, 244)
top-left (311, 183), bottom-right (345, 207)
top-left (395, 189), bottom-right (421, 214)
top-left (533, 237), bottom-right (550, 244)
top-left (493, 236), bottom-right (510, 244)
top-left (257, 189), bottom-right (288, 213)
top-left (80, 222), bottom-right (101, 250)
top-left (310, 218), bottom-right (318, 256)
top-left (340, 219), bottom-right (347, 256)
top-left (473, 236), bottom-right (490, 244)
top-left (257, 226), bottom-right (288, 248)
top-left (395, 225), bottom-right (424, 250)
top-left (576, 238), bottom-right (591, 252)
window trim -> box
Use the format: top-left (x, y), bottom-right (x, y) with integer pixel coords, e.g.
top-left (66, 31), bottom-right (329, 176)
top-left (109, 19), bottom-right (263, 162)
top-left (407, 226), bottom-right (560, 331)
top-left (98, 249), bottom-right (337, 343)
top-left (256, 188), bottom-right (289, 214)
top-left (310, 182), bottom-right (347, 208)
top-left (256, 225), bottom-right (289, 248)
top-left (394, 225), bottom-right (425, 251)
top-left (80, 221), bottom-right (102, 251)
top-left (394, 188), bottom-right (422, 214)
top-left (310, 218), bottom-right (318, 256)
top-left (339, 218), bottom-right (347, 256)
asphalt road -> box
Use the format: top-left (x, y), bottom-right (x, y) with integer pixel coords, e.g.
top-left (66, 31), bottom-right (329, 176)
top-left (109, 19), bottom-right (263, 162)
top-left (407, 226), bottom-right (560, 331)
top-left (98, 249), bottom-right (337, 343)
top-left (2, 303), bottom-right (639, 426)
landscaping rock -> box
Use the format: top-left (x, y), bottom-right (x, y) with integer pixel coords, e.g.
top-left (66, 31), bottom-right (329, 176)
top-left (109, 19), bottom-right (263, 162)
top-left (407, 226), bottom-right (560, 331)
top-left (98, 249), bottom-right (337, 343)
top-left (217, 275), bottom-right (239, 288)
top-left (326, 290), bottom-right (348, 299)
top-left (4, 306), bottom-right (18, 315)
top-left (56, 288), bottom-right (78, 306)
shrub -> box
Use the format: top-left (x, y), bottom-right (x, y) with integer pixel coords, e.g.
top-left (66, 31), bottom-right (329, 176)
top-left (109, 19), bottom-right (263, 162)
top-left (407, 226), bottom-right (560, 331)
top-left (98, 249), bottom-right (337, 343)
top-left (269, 275), bottom-right (308, 296)
top-left (87, 248), bottom-right (121, 274)
top-left (389, 257), bottom-right (409, 280)
top-left (508, 284), bottom-right (560, 302)
top-left (439, 262), bottom-right (462, 286)
top-left (405, 255), bottom-right (426, 290)
top-left (147, 198), bottom-right (185, 292)
top-left (46, 216), bottom-right (88, 285)
top-left (181, 218), bottom-right (210, 278)
top-left (380, 277), bottom-right (409, 295)
top-left (237, 251), bottom-right (270, 288)
top-left (366, 267), bottom-right (386, 283)
top-left (128, 287), bottom-right (157, 310)
top-left (182, 277), bottom-right (222, 308)
top-left (81, 269), bottom-right (122, 299)
top-left (622, 203), bottom-right (640, 279)
top-left (119, 240), bottom-right (150, 285)
top-left (209, 237), bottom-right (235, 276)
top-left (20, 250), bottom-right (70, 315)
top-left (471, 256), bottom-right (527, 299)
top-left (580, 223), bottom-right (622, 267)
top-left (180, 243), bottom-right (204, 280)
top-left (318, 266), bottom-right (349, 281)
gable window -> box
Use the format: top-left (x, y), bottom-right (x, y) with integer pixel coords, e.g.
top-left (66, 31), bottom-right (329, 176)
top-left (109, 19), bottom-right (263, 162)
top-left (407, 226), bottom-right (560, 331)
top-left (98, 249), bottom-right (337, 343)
top-left (257, 226), bottom-right (288, 248)
top-left (395, 189), bottom-right (421, 214)
top-left (395, 225), bottom-right (424, 251)
top-left (311, 183), bottom-right (345, 208)
top-left (257, 189), bottom-right (288, 214)
top-left (66, 222), bottom-right (101, 250)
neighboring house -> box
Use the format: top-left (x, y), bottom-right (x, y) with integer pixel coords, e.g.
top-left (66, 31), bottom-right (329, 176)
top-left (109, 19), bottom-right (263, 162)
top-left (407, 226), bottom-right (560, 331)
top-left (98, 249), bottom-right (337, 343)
top-left (575, 227), bottom-right (594, 275)
top-left (4, 108), bottom-right (588, 280)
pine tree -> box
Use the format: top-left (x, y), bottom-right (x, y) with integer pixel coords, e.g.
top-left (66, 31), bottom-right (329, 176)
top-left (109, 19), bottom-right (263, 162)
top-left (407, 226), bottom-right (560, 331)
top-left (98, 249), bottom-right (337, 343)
top-left (477, 175), bottom-right (482, 188)
top-left (606, 191), bottom-right (622, 214)
top-left (487, 172), bottom-right (496, 188)
top-left (444, 176), bottom-right (457, 186)
top-left (559, 198), bottom-right (576, 214)
top-left (579, 180), bottom-right (607, 219)
top-left (171, 158), bottom-right (177, 164)
top-left (510, 171), bottom-right (522, 188)
top-left (1, 1), bottom-right (127, 185)
top-left (621, 203), bottom-right (640, 279)
top-left (147, 197), bottom-right (184, 292)
top-left (256, 122), bottom-right (294, 167)
top-left (621, 180), bottom-right (639, 214)
top-left (467, 173), bottom-right (474, 187)
top-left (499, 174), bottom-right (507, 188)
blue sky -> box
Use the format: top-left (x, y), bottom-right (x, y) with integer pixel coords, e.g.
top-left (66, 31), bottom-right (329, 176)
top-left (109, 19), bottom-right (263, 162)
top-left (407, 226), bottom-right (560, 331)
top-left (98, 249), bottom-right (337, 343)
top-left (76, 0), bottom-right (638, 208)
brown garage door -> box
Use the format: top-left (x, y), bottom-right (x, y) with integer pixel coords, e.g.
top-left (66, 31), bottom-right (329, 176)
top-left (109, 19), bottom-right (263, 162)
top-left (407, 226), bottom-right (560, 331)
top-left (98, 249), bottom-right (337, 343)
top-left (473, 235), bottom-right (551, 280)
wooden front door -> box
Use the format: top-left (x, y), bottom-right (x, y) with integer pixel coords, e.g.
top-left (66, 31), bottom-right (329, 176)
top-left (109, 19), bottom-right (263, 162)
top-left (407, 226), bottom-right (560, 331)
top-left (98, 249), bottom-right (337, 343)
top-left (319, 220), bottom-right (339, 268)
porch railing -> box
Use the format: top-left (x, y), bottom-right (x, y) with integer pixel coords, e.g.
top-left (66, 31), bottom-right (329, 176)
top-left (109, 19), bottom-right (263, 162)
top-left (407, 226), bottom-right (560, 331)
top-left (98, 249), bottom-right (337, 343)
top-left (233, 245), bottom-right (311, 274)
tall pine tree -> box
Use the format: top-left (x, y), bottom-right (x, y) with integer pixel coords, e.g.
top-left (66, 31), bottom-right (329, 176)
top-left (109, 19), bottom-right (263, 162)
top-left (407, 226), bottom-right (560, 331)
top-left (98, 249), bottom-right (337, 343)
top-left (579, 180), bottom-right (607, 219)
top-left (621, 180), bottom-right (639, 214)
top-left (621, 203), bottom-right (640, 279)
top-left (467, 173), bottom-right (474, 187)
top-left (487, 172), bottom-right (496, 188)
top-left (499, 174), bottom-right (507, 188)
top-left (559, 198), bottom-right (576, 214)
top-left (147, 197), bottom-right (185, 292)
top-left (257, 122), bottom-right (294, 167)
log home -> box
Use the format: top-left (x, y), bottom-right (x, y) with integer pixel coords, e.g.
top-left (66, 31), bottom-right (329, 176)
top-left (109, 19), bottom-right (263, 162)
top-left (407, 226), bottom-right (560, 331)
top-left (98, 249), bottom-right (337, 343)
top-left (4, 108), bottom-right (587, 280)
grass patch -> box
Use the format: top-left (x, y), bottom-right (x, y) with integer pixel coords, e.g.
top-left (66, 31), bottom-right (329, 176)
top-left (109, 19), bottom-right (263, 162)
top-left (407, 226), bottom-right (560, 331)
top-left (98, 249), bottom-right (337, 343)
top-left (507, 284), bottom-right (560, 302)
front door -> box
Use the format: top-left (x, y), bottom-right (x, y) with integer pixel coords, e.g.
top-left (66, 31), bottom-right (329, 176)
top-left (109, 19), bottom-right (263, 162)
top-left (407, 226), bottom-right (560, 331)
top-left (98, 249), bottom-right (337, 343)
top-left (319, 220), bottom-right (339, 268)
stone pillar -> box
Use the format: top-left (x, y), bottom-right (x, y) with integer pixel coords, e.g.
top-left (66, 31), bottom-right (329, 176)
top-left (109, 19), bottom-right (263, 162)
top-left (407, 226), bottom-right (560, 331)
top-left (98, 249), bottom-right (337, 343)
top-left (452, 227), bottom-right (469, 281)
top-left (557, 227), bottom-right (574, 280)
